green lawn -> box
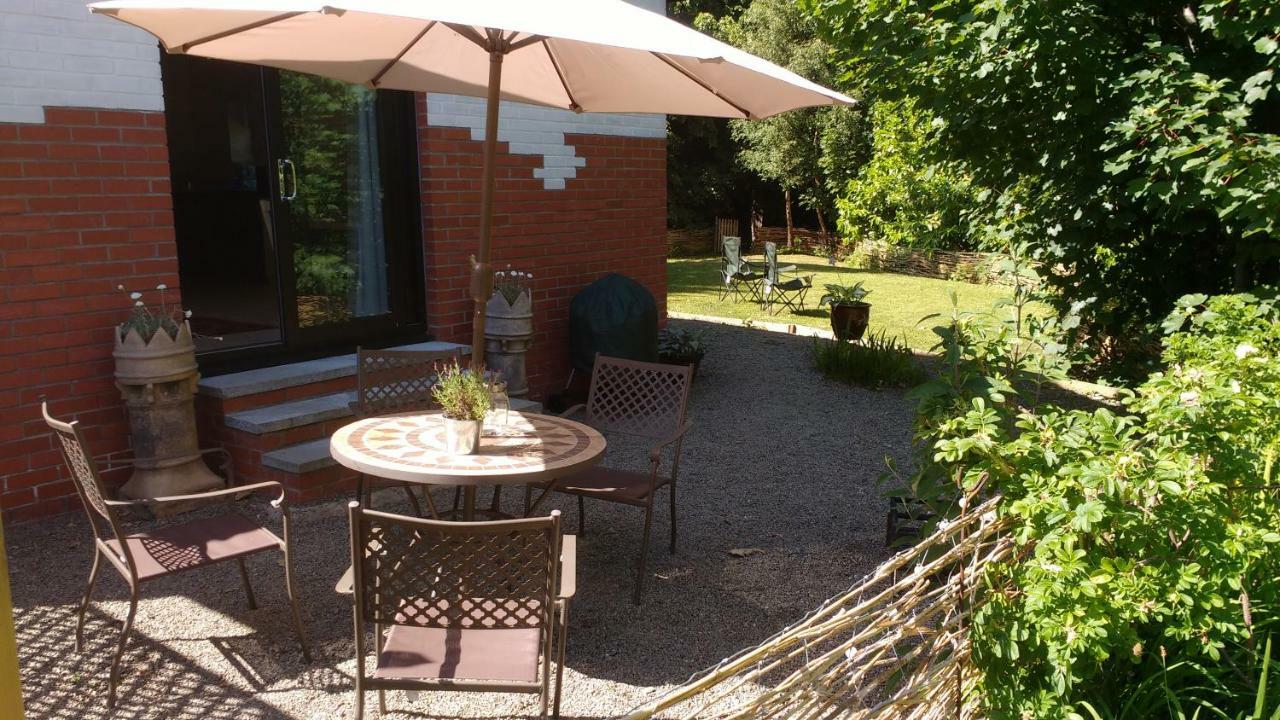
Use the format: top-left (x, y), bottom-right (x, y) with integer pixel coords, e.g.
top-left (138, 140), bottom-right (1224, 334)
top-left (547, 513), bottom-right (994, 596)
top-left (668, 254), bottom-right (1024, 351)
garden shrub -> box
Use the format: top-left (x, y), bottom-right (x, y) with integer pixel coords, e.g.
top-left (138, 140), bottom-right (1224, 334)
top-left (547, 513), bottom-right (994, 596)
top-left (811, 330), bottom-right (923, 389)
top-left (905, 289), bottom-right (1280, 718)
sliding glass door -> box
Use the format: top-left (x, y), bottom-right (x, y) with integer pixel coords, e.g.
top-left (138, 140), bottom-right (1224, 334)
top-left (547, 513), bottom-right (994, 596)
top-left (163, 56), bottom-right (425, 359)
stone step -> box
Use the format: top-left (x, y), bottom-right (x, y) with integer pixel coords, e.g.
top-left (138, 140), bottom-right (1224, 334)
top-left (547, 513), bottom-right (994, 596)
top-left (260, 398), bottom-right (545, 475)
top-left (224, 391), bottom-right (356, 435)
top-left (197, 341), bottom-right (470, 400)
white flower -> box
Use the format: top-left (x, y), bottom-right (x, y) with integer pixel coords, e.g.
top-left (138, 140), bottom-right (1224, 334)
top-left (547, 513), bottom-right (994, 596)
top-left (1230, 379), bottom-right (1241, 394)
top-left (156, 283), bottom-right (167, 290)
top-left (134, 300), bottom-right (144, 307)
top-left (1180, 391), bottom-right (1200, 406)
top-left (117, 284), bottom-right (125, 291)
top-left (1235, 343), bottom-right (1259, 360)
top-left (184, 310), bottom-right (192, 318)
top-left (129, 292), bottom-right (142, 300)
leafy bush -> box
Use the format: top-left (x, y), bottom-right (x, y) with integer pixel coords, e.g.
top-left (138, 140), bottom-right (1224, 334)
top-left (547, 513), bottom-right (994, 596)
top-left (811, 330), bottom-right (922, 388)
top-left (293, 248), bottom-right (352, 298)
top-left (658, 327), bottom-right (709, 365)
top-left (906, 288), bottom-right (1280, 718)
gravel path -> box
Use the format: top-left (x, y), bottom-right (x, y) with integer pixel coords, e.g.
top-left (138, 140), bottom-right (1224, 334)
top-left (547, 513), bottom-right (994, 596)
top-left (8, 319), bottom-right (913, 720)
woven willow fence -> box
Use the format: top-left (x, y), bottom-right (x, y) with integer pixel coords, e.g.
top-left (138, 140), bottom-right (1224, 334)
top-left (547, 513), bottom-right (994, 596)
top-left (620, 495), bottom-right (1013, 720)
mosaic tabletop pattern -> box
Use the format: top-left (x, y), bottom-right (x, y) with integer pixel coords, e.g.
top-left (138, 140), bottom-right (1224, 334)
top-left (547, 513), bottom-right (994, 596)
top-left (330, 411), bottom-right (606, 485)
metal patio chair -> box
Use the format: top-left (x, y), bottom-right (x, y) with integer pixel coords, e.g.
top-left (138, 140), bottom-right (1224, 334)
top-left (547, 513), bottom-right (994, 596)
top-left (717, 236), bottom-right (764, 303)
top-left (42, 401), bottom-right (310, 708)
top-left (761, 241), bottom-right (813, 315)
top-left (526, 354), bottom-right (693, 604)
top-left (351, 346), bottom-right (466, 518)
top-left (348, 504), bottom-right (575, 719)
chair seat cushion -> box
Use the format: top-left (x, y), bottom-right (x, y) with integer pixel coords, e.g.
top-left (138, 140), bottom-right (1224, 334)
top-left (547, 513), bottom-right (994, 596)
top-left (374, 626), bottom-right (541, 683)
top-left (107, 512), bottom-right (281, 580)
top-left (772, 277), bottom-right (810, 291)
top-left (553, 466), bottom-right (668, 503)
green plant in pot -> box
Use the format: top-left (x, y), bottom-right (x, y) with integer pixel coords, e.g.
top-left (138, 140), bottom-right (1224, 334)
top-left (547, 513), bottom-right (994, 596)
top-left (658, 327), bottom-right (709, 377)
top-left (431, 361), bottom-right (492, 455)
top-left (819, 280), bottom-right (872, 341)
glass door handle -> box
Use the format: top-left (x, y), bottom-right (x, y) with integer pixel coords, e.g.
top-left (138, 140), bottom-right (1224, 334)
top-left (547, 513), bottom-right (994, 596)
top-left (277, 158), bottom-right (297, 202)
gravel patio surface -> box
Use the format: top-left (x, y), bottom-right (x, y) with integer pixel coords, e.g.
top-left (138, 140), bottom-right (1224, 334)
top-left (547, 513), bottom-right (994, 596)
top-left (8, 319), bottom-right (913, 720)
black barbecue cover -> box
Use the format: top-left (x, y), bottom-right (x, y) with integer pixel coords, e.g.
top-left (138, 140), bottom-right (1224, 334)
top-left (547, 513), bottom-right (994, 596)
top-left (568, 273), bottom-right (658, 372)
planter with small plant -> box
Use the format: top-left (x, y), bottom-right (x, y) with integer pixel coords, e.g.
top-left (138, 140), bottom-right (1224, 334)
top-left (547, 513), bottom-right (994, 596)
top-left (819, 280), bottom-right (872, 341)
top-left (112, 285), bottom-right (223, 506)
top-left (658, 327), bottom-right (709, 377)
top-left (431, 361), bottom-right (493, 455)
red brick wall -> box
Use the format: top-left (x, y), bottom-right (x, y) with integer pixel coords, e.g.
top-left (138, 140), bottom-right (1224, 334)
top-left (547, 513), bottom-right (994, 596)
top-left (0, 107), bottom-right (178, 523)
top-left (417, 97), bottom-right (668, 399)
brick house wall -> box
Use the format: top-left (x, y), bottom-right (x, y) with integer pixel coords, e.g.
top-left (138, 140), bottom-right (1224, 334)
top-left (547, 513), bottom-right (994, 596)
top-left (0, 0), bottom-right (669, 523)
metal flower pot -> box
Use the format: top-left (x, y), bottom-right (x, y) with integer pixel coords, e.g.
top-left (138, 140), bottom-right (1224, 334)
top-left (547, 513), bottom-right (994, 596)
top-left (830, 302), bottom-right (871, 341)
top-left (485, 289), bottom-right (533, 397)
top-left (443, 416), bottom-right (483, 455)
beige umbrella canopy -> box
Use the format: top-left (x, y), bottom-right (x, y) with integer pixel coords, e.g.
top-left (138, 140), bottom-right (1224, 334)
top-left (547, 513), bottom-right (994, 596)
top-left (90, 0), bottom-right (856, 367)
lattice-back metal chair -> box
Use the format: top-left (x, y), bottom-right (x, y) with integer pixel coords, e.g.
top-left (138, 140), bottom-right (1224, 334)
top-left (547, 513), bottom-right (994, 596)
top-left (349, 504), bottom-right (575, 719)
top-left (718, 236), bottom-right (764, 303)
top-left (42, 401), bottom-right (310, 708)
top-left (351, 346), bottom-right (466, 518)
top-left (527, 354), bottom-right (693, 604)
top-left (761, 241), bottom-right (813, 314)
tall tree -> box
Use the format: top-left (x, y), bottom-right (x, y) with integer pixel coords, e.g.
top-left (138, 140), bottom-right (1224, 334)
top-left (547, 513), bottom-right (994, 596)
top-left (705, 0), bottom-right (865, 242)
top-left (808, 0), bottom-right (1280, 378)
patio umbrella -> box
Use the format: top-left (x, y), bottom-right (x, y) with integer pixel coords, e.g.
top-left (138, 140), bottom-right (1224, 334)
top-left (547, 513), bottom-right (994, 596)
top-left (89, 0), bottom-right (856, 368)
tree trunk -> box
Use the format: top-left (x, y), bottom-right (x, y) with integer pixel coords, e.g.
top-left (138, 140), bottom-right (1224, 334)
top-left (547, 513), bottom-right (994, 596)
top-left (784, 188), bottom-right (794, 249)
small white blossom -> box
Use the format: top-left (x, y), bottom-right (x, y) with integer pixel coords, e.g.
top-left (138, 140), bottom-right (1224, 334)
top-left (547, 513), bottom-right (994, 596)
top-left (129, 292), bottom-right (142, 300)
top-left (134, 300), bottom-right (144, 307)
top-left (117, 284), bottom-right (125, 291)
top-left (1180, 391), bottom-right (1200, 406)
top-left (156, 283), bottom-right (167, 291)
top-left (1230, 379), bottom-right (1241, 394)
top-left (1235, 343), bottom-right (1259, 360)
top-left (184, 310), bottom-right (192, 318)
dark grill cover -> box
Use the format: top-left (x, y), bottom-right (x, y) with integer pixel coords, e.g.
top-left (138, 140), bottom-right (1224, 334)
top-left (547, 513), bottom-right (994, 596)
top-left (569, 273), bottom-right (658, 372)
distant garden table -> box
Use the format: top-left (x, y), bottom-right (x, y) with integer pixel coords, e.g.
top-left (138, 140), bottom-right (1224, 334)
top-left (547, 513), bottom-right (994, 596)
top-left (329, 410), bottom-right (607, 521)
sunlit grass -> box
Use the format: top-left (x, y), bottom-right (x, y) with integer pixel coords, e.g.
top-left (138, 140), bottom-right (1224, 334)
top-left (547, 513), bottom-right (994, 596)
top-left (668, 253), bottom-right (1038, 351)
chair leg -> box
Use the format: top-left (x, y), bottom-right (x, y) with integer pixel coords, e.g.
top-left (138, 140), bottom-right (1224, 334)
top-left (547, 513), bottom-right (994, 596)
top-left (354, 681), bottom-right (365, 720)
top-left (76, 548), bottom-right (102, 653)
top-left (378, 688), bottom-right (388, 715)
top-left (669, 483), bottom-right (678, 554)
top-left (401, 482), bottom-right (424, 517)
top-left (524, 484), bottom-right (533, 516)
top-left (451, 486), bottom-right (461, 514)
top-left (235, 557), bottom-right (257, 610)
top-left (282, 549), bottom-right (312, 662)
top-left (490, 485), bottom-right (503, 515)
top-left (633, 502), bottom-right (655, 605)
top-left (107, 586), bottom-right (139, 708)
top-left (577, 495), bottom-right (586, 536)
top-left (420, 486), bottom-right (442, 520)
top-left (554, 605), bottom-right (569, 719)
top-left (354, 474), bottom-right (366, 504)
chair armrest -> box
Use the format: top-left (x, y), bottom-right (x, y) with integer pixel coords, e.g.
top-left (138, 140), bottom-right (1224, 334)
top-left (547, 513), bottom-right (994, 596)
top-left (558, 404), bottom-right (586, 420)
top-left (558, 534), bottom-right (577, 600)
top-left (105, 480), bottom-right (285, 509)
top-left (779, 263), bottom-right (798, 275)
top-left (648, 421), bottom-right (694, 464)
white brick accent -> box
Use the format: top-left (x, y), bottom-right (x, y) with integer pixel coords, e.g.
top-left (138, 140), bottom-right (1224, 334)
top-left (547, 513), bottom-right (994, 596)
top-left (427, 0), bottom-right (667, 190)
top-left (0, 0), bottom-right (163, 123)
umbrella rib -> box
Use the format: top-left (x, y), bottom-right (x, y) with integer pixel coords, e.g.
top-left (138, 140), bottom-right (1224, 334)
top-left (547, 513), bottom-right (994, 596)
top-left (369, 20), bottom-right (437, 88)
top-left (446, 23), bottom-right (491, 51)
top-left (541, 40), bottom-right (581, 112)
top-left (651, 53), bottom-right (752, 119)
top-left (180, 11), bottom-right (305, 53)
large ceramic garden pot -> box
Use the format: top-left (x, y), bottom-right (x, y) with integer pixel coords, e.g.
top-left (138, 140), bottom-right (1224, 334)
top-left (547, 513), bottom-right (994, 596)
top-left (442, 416), bottom-right (482, 455)
top-left (484, 288), bottom-right (533, 397)
top-left (829, 302), bottom-right (871, 341)
top-left (113, 321), bottom-right (223, 507)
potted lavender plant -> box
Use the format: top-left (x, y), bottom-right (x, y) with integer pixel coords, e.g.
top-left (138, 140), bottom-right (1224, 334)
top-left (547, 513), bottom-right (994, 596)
top-left (431, 361), bottom-right (492, 455)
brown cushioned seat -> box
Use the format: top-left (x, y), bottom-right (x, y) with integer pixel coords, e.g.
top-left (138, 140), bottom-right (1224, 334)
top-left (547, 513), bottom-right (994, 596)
top-left (553, 466), bottom-right (670, 504)
top-left (374, 626), bottom-right (541, 682)
top-left (106, 513), bottom-right (282, 580)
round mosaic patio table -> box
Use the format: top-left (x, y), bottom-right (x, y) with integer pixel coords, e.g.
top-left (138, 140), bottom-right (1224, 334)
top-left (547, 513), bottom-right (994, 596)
top-left (330, 410), bottom-right (606, 520)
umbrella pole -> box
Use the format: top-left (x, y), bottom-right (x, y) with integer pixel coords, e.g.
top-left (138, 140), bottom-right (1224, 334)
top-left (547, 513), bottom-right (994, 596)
top-left (469, 48), bottom-right (504, 372)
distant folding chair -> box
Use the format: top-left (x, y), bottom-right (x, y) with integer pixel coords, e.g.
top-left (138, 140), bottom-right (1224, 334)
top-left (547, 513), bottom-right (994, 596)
top-left (761, 241), bottom-right (813, 315)
top-left (717, 236), bottom-right (764, 303)
top-left (42, 401), bottom-right (310, 708)
top-left (349, 504), bottom-right (575, 719)
top-left (526, 354), bottom-right (693, 604)
top-left (351, 347), bottom-right (466, 518)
